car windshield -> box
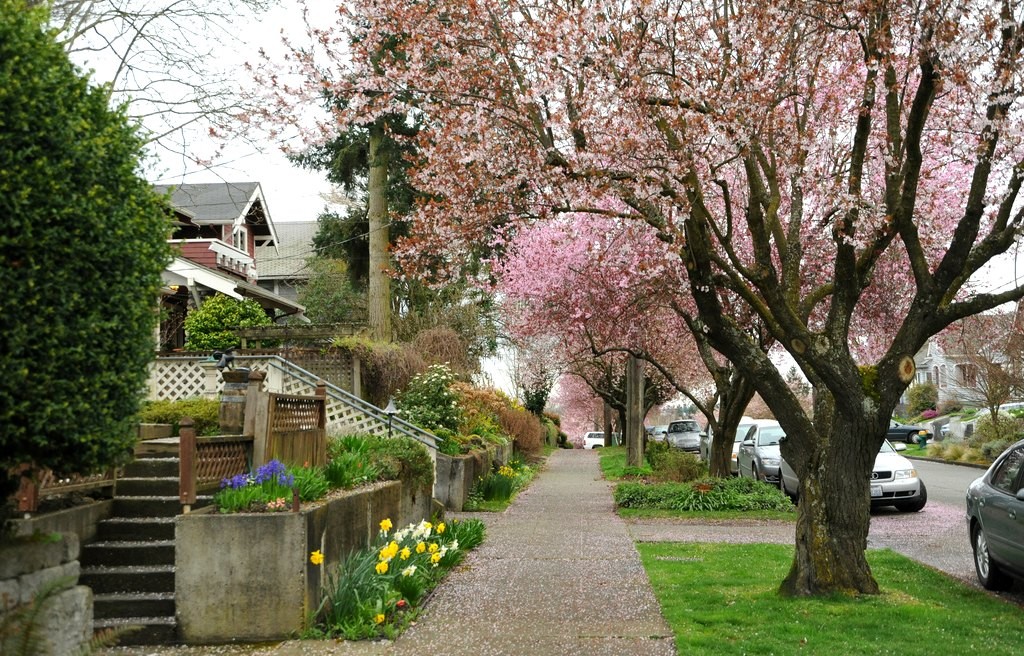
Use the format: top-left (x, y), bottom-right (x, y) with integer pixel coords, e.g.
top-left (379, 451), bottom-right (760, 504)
top-left (879, 440), bottom-right (896, 454)
top-left (734, 423), bottom-right (753, 442)
top-left (758, 426), bottom-right (784, 446)
top-left (670, 421), bottom-right (699, 432)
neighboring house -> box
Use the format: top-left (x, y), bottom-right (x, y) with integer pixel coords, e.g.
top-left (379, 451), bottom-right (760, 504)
top-left (907, 302), bottom-right (1024, 408)
top-left (254, 221), bottom-right (319, 304)
top-left (154, 182), bottom-right (306, 351)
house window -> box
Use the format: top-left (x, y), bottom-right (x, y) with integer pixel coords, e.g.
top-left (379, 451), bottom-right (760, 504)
top-left (958, 364), bottom-right (978, 387)
top-left (932, 366), bottom-right (941, 388)
top-left (232, 225), bottom-right (248, 252)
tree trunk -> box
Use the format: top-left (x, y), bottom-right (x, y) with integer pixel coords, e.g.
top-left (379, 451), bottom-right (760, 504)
top-left (603, 402), bottom-right (613, 447)
top-left (367, 125), bottom-right (391, 342)
top-left (625, 354), bottom-right (644, 467)
top-left (708, 375), bottom-right (755, 477)
top-left (780, 410), bottom-right (880, 596)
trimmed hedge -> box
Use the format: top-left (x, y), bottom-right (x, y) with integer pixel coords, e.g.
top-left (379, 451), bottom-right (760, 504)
top-left (614, 477), bottom-right (794, 512)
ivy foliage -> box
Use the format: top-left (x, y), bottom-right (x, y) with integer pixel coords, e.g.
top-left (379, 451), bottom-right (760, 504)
top-left (183, 294), bottom-right (272, 351)
top-left (0, 0), bottom-right (173, 487)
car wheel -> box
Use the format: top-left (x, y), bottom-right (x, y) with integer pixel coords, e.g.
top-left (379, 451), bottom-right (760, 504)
top-left (895, 481), bottom-right (927, 512)
top-left (972, 524), bottom-right (1011, 591)
top-left (907, 431), bottom-right (918, 445)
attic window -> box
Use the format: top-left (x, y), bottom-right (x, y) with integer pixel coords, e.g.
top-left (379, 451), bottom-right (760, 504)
top-left (232, 225), bottom-right (248, 251)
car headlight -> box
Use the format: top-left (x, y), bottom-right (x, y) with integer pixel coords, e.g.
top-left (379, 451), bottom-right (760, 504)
top-left (761, 457), bottom-right (781, 467)
top-left (894, 469), bottom-right (917, 479)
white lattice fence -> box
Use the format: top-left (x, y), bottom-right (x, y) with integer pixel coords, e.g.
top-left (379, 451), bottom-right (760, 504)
top-left (149, 358), bottom-right (214, 400)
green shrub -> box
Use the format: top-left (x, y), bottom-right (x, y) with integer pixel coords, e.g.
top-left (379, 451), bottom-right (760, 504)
top-left (969, 414), bottom-right (1024, 447)
top-left (0, 1), bottom-right (173, 500)
top-left (363, 435), bottom-right (434, 491)
top-left (650, 450), bottom-right (706, 483)
top-left (907, 383), bottom-right (938, 415)
top-left (614, 477), bottom-right (793, 513)
top-left (137, 398), bottom-right (220, 436)
top-left (325, 435), bottom-right (382, 489)
top-left (398, 364), bottom-right (463, 434)
top-left (183, 294), bottom-right (273, 351)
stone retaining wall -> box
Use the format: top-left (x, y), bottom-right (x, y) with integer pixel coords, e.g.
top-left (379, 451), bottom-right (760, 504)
top-left (433, 443), bottom-right (512, 511)
top-left (0, 534), bottom-right (92, 655)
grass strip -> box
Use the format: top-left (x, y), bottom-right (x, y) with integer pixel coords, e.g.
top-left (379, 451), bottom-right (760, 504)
top-left (638, 542), bottom-right (1021, 655)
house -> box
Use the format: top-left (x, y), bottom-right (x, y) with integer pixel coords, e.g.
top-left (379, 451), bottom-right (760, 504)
top-left (253, 221), bottom-right (319, 304)
top-left (154, 182), bottom-right (306, 351)
top-left (908, 302), bottom-right (1024, 409)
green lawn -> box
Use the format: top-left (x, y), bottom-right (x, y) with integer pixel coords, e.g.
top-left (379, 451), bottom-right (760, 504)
top-left (638, 542), bottom-right (1021, 655)
top-left (599, 445), bottom-right (652, 479)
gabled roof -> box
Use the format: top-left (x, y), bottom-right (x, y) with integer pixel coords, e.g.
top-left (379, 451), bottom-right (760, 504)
top-left (163, 257), bottom-right (305, 315)
top-left (154, 182), bottom-right (278, 245)
top-left (254, 221), bottom-right (318, 279)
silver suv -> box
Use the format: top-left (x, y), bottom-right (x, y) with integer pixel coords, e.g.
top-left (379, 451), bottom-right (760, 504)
top-left (665, 419), bottom-right (701, 453)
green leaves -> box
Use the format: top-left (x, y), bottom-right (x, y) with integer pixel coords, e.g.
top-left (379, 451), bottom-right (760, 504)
top-left (0, 0), bottom-right (172, 480)
top-left (182, 294), bottom-right (272, 351)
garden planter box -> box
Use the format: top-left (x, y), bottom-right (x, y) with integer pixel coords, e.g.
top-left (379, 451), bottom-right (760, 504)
top-left (174, 478), bottom-right (430, 644)
top-left (434, 444), bottom-right (509, 511)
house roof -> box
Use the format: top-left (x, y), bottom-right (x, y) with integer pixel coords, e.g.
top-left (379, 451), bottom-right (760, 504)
top-left (154, 182), bottom-right (278, 245)
top-left (254, 221), bottom-right (319, 279)
top-left (163, 257), bottom-right (305, 316)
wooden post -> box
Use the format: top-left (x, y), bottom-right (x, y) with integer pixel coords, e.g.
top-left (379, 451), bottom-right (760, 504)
top-left (179, 417), bottom-right (196, 513)
top-left (244, 370), bottom-right (266, 437)
top-left (14, 464), bottom-right (38, 513)
top-left (626, 355), bottom-right (644, 468)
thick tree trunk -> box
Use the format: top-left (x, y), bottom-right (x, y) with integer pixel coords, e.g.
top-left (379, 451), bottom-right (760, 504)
top-left (780, 411), bottom-right (880, 596)
top-left (603, 402), bottom-right (613, 447)
top-left (708, 376), bottom-right (755, 477)
top-left (625, 354), bottom-right (644, 467)
top-left (367, 126), bottom-right (391, 342)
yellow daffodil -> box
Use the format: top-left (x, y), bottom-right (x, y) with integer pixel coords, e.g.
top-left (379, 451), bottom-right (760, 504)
top-left (416, 541), bottom-right (426, 554)
top-left (375, 560), bottom-right (389, 575)
top-left (309, 550), bottom-right (324, 565)
top-left (430, 552), bottom-right (441, 564)
top-left (400, 547), bottom-right (412, 560)
top-left (374, 613), bottom-right (386, 624)
top-left (379, 518), bottom-right (393, 533)
top-left (436, 522), bottom-right (446, 534)
top-left (428, 543), bottom-right (439, 554)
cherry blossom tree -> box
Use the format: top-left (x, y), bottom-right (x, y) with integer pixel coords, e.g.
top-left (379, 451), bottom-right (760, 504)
top-left (278, 0), bottom-right (1024, 596)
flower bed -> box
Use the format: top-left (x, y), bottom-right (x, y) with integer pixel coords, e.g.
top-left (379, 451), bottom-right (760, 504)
top-left (175, 477), bottom-right (432, 643)
top-left (307, 516), bottom-right (485, 640)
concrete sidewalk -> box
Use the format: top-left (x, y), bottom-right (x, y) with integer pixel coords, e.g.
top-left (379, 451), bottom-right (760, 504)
top-left (391, 449), bottom-right (674, 656)
top-left (102, 449), bottom-right (674, 656)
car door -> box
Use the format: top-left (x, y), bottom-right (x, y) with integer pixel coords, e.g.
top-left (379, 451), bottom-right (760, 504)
top-left (738, 425), bottom-right (757, 478)
top-left (981, 445), bottom-right (1024, 568)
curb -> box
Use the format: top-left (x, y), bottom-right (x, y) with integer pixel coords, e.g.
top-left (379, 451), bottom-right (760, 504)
top-left (904, 454), bottom-right (990, 470)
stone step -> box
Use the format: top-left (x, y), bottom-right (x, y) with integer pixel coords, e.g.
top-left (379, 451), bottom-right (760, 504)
top-left (93, 592), bottom-right (175, 620)
top-left (133, 439), bottom-right (180, 459)
top-left (96, 517), bottom-right (175, 541)
top-left (116, 477), bottom-right (180, 497)
top-left (113, 496), bottom-right (182, 518)
top-left (81, 540), bottom-right (176, 568)
top-left (94, 615), bottom-right (178, 646)
top-left (80, 565), bottom-right (175, 595)
top-left (123, 458), bottom-right (180, 479)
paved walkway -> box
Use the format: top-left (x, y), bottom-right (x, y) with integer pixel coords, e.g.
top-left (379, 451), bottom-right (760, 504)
top-left (102, 449), bottom-right (674, 656)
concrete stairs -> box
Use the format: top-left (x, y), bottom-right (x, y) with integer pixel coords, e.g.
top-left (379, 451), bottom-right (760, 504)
top-left (79, 441), bottom-right (196, 646)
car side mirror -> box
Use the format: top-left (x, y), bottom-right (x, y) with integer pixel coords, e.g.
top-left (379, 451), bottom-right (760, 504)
top-left (742, 438), bottom-right (754, 447)
top-left (893, 443), bottom-right (907, 452)
top-left (699, 431), bottom-right (707, 438)
top-left (1017, 489), bottom-right (1024, 501)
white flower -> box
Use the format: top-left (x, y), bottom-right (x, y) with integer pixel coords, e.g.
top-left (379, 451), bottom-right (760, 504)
top-left (402, 565), bottom-right (417, 577)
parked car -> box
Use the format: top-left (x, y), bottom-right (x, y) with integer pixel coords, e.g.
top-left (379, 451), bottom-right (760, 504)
top-left (737, 420), bottom-right (785, 484)
top-left (888, 419), bottom-right (932, 445)
top-left (583, 431), bottom-right (606, 449)
top-left (665, 419), bottom-right (701, 453)
top-left (647, 425), bottom-right (669, 442)
top-left (699, 417), bottom-right (755, 474)
top-left (965, 438), bottom-right (1024, 590)
top-left (780, 440), bottom-right (927, 512)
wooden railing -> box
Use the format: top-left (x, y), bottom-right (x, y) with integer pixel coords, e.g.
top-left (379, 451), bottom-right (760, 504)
top-left (10, 464), bottom-right (117, 513)
top-left (178, 418), bottom-right (253, 512)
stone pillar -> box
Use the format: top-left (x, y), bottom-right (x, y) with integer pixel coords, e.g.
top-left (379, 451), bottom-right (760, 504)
top-left (219, 369), bottom-right (251, 435)
top-left (199, 360), bottom-right (220, 400)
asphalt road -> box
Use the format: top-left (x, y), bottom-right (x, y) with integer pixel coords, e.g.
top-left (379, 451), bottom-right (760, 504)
top-left (909, 457), bottom-right (986, 506)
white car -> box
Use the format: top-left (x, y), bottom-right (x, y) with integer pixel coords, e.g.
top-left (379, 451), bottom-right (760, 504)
top-left (737, 420), bottom-right (785, 484)
top-left (779, 439), bottom-right (927, 512)
top-left (583, 431), bottom-right (606, 449)
top-left (700, 417), bottom-right (755, 474)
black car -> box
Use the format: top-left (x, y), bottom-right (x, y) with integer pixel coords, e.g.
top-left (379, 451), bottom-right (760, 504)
top-left (965, 438), bottom-right (1024, 590)
top-left (887, 419), bottom-right (932, 445)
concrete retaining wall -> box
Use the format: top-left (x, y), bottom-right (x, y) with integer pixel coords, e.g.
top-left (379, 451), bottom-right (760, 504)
top-left (9, 499), bottom-right (113, 542)
top-left (175, 478), bottom-right (431, 644)
top-left (0, 534), bottom-right (92, 656)
top-left (433, 443), bottom-right (511, 511)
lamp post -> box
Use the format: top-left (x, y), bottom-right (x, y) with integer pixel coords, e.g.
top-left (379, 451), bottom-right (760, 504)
top-left (384, 398), bottom-right (398, 439)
